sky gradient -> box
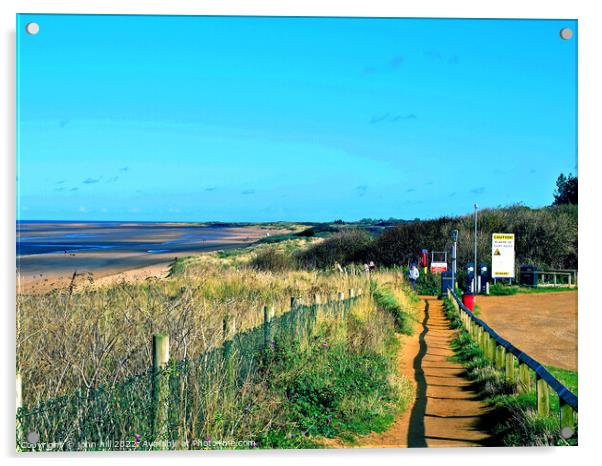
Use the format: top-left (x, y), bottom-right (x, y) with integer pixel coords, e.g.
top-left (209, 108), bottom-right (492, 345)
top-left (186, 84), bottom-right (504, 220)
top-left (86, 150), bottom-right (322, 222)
top-left (17, 15), bottom-right (577, 222)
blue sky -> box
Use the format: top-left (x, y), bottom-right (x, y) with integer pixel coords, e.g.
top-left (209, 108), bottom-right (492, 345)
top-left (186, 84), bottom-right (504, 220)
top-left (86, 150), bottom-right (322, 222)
top-left (17, 15), bottom-right (577, 222)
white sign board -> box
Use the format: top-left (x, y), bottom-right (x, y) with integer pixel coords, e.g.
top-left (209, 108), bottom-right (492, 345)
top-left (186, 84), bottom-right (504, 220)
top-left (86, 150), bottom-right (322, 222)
top-left (491, 233), bottom-right (515, 278)
top-left (430, 262), bottom-right (448, 273)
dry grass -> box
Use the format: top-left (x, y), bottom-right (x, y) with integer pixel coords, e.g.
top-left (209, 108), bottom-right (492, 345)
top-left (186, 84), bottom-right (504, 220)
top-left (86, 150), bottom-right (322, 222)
top-left (17, 258), bottom-right (400, 407)
top-left (16, 243), bottom-right (418, 449)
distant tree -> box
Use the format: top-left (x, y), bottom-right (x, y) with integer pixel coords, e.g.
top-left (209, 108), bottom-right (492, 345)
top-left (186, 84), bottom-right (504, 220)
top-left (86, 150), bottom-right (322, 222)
top-left (553, 173), bottom-right (578, 205)
top-left (333, 219), bottom-right (345, 225)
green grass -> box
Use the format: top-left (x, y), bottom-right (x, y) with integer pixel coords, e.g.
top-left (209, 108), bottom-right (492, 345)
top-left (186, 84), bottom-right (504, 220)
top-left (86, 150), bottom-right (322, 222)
top-left (488, 283), bottom-right (519, 296)
top-left (547, 366), bottom-right (578, 395)
top-left (256, 225), bottom-right (341, 245)
top-left (372, 286), bottom-right (415, 335)
top-left (257, 314), bottom-right (409, 448)
top-left (517, 286), bottom-right (577, 294)
top-left (489, 283), bottom-right (577, 295)
top-left (167, 255), bottom-right (194, 276)
top-left (216, 248), bottom-right (249, 259)
top-left (257, 233), bottom-right (303, 244)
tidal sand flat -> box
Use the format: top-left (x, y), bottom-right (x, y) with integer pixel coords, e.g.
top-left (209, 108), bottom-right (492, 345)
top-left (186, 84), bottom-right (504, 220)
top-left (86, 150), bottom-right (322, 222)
top-left (17, 221), bottom-right (285, 293)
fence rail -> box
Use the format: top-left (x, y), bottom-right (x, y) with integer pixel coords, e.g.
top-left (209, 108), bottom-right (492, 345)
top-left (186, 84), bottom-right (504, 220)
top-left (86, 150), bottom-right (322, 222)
top-left (447, 289), bottom-right (577, 429)
top-left (16, 288), bottom-right (362, 451)
top-left (538, 269), bottom-right (577, 287)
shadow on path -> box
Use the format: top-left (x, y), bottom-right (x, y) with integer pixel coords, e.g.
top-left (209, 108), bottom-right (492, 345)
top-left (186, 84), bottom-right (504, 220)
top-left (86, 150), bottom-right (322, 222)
top-left (406, 297), bottom-right (491, 447)
top-left (407, 299), bottom-right (429, 447)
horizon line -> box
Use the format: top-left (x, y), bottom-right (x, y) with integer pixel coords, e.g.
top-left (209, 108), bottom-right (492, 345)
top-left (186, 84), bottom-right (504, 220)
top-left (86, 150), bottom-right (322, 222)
top-left (15, 204), bottom-right (556, 225)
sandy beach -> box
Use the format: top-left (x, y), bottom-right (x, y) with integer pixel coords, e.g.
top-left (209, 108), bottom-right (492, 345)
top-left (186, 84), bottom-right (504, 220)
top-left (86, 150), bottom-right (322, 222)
top-left (17, 223), bottom-right (290, 293)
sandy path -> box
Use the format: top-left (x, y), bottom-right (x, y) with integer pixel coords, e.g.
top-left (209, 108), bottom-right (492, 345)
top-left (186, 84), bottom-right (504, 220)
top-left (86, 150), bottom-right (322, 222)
top-left (477, 292), bottom-right (577, 371)
top-left (352, 297), bottom-right (490, 448)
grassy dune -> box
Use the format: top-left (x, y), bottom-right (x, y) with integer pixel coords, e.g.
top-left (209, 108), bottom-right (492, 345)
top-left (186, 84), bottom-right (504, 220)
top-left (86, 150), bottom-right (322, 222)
top-left (16, 240), bottom-right (418, 448)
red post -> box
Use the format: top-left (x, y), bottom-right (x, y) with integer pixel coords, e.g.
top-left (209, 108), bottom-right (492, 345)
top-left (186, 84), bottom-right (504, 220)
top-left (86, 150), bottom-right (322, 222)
top-left (462, 293), bottom-right (476, 311)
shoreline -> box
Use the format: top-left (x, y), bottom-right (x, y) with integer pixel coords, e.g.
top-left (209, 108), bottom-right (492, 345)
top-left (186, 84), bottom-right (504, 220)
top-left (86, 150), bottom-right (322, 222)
top-left (17, 225), bottom-right (290, 294)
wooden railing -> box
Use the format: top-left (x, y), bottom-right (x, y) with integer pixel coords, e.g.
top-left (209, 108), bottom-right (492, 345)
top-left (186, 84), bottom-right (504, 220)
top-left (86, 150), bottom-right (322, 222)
top-left (447, 289), bottom-right (577, 430)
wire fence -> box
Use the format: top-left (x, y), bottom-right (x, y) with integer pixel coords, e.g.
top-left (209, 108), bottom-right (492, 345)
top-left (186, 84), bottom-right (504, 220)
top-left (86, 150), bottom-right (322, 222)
top-left (16, 291), bottom-right (358, 451)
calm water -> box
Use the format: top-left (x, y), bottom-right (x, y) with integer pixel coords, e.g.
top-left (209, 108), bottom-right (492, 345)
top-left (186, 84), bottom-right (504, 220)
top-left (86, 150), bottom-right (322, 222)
top-left (16, 221), bottom-right (247, 256)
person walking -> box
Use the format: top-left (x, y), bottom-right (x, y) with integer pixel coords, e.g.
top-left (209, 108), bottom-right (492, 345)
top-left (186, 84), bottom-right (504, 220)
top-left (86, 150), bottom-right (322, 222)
top-left (408, 263), bottom-right (420, 291)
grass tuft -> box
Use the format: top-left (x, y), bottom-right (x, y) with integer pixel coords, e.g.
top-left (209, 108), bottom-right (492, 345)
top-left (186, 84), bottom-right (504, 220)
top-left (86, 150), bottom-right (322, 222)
top-left (372, 285), bottom-right (416, 335)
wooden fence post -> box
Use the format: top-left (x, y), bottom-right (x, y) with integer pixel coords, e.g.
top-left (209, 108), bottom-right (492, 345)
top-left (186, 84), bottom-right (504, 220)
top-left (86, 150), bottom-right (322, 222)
top-left (152, 333), bottom-right (170, 444)
top-left (484, 334), bottom-right (490, 360)
top-left (338, 292), bottom-right (345, 319)
top-left (505, 353), bottom-right (516, 382)
top-left (536, 376), bottom-right (550, 416)
top-left (223, 315), bottom-right (236, 387)
top-left (223, 316), bottom-right (235, 357)
top-left (483, 332), bottom-right (489, 357)
top-left (518, 362), bottom-right (531, 393)
top-left (263, 305), bottom-right (272, 348)
top-left (560, 401), bottom-right (576, 431)
top-left (487, 336), bottom-right (493, 361)
top-left (16, 371), bottom-right (23, 449)
top-left (495, 345), bottom-right (506, 370)
top-left (349, 288), bottom-right (355, 299)
top-left (312, 294), bottom-right (321, 321)
top-left (487, 335), bottom-right (495, 362)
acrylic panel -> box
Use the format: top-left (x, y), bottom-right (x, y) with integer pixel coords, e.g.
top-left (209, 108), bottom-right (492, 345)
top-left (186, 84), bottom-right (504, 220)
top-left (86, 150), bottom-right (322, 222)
top-left (16, 14), bottom-right (578, 451)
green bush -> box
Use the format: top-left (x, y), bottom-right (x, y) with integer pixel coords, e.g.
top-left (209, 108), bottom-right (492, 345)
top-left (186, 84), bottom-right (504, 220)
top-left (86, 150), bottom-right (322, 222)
top-left (296, 225), bottom-right (341, 237)
top-left (257, 233), bottom-right (299, 244)
top-left (373, 204), bottom-right (577, 271)
top-left (251, 248), bottom-right (297, 272)
top-left (489, 283), bottom-right (519, 296)
top-left (415, 271), bottom-right (440, 296)
top-left (296, 229), bottom-right (373, 269)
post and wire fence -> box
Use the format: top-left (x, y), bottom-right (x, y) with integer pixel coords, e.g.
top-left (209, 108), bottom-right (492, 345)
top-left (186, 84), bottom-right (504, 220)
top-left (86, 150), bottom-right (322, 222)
top-left (16, 288), bottom-right (362, 451)
top-left (446, 289), bottom-right (578, 430)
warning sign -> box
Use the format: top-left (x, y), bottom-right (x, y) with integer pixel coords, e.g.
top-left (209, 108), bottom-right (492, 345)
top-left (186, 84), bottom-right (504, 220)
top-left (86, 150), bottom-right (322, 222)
top-left (492, 233), bottom-right (515, 278)
top-left (430, 262), bottom-right (448, 273)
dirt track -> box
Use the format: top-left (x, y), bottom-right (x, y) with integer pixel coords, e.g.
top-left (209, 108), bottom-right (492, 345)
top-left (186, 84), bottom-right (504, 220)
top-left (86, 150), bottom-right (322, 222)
top-left (476, 291), bottom-right (577, 371)
top-left (353, 297), bottom-right (490, 448)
